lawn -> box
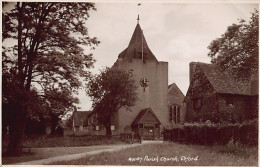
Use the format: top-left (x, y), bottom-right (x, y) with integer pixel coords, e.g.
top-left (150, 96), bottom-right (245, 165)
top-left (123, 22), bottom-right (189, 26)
top-left (52, 141), bottom-right (258, 166)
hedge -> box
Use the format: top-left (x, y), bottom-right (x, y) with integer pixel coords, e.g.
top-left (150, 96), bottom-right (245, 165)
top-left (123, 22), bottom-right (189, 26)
top-left (163, 119), bottom-right (258, 146)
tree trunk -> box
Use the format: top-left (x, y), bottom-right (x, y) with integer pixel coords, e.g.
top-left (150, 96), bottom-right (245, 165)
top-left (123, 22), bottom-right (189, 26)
top-left (50, 112), bottom-right (59, 136)
top-left (106, 116), bottom-right (112, 139)
top-left (6, 104), bottom-right (27, 156)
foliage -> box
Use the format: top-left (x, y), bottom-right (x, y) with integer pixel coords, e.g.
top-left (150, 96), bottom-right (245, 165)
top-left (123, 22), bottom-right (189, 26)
top-left (2, 2), bottom-right (99, 155)
top-left (86, 67), bottom-right (138, 137)
top-left (3, 2), bottom-right (99, 108)
top-left (2, 135), bottom-right (123, 149)
top-left (208, 9), bottom-right (259, 79)
top-left (181, 119), bottom-right (258, 146)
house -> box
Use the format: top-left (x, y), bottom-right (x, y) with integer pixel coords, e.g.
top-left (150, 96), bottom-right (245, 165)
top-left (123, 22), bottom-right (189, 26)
top-left (109, 16), bottom-right (169, 139)
top-left (168, 83), bottom-right (186, 127)
top-left (86, 111), bottom-right (106, 135)
top-left (72, 110), bottom-right (91, 132)
top-left (185, 62), bottom-right (258, 123)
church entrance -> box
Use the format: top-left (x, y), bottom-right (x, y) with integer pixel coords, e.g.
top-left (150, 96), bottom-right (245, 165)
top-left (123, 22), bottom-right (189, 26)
top-left (131, 108), bottom-right (161, 140)
top-left (143, 124), bottom-right (154, 140)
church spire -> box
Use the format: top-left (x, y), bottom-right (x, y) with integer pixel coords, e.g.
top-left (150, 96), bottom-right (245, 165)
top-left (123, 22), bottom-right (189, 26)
top-left (137, 14), bottom-right (140, 24)
top-left (117, 22), bottom-right (158, 63)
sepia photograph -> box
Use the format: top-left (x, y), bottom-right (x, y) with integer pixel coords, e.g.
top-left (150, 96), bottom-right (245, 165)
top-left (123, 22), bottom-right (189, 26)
top-left (1, 0), bottom-right (259, 166)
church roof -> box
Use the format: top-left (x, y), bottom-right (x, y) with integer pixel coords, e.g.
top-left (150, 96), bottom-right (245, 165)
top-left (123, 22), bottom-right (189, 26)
top-left (168, 83), bottom-right (185, 106)
top-left (118, 22), bottom-right (158, 62)
top-left (131, 108), bottom-right (161, 126)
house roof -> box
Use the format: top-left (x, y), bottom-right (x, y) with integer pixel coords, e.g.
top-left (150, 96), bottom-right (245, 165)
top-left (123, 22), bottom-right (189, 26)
top-left (194, 62), bottom-right (255, 95)
top-left (168, 83), bottom-right (185, 106)
top-left (131, 108), bottom-right (161, 126)
top-left (118, 23), bottom-right (158, 62)
top-left (73, 111), bottom-right (91, 127)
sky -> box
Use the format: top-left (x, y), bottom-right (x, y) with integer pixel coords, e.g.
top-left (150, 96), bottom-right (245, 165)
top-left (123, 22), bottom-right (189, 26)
top-left (76, 2), bottom-right (258, 111)
top-left (1, 1), bottom-right (258, 111)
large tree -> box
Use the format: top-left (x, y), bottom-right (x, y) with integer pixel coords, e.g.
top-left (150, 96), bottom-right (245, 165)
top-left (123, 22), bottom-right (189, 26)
top-left (208, 9), bottom-right (258, 79)
top-left (86, 67), bottom-right (138, 138)
top-left (2, 2), bottom-right (99, 155)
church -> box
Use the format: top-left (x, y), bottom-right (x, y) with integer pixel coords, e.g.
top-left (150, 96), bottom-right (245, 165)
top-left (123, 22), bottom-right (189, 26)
top-left (111, 16), bottom-right (168, 139)
top-left (72, 16), bottom-right (185, 139)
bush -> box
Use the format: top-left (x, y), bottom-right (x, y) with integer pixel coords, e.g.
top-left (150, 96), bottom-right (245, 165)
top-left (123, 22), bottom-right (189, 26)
top-left (169, 119), bottom-right (258, 146)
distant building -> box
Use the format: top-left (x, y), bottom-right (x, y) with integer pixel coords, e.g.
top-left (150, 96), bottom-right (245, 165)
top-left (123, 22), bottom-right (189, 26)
top-left (168, 83), bottom-right (186, 127)
top-left (185, 62), bottom-right (258, 123)
top-left (72, 110), bottom-right (91, 132)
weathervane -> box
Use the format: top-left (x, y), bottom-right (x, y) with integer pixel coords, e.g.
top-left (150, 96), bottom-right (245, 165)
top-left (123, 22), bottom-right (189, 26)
top-left (137, 3), bottom-right (145, 63)
top-left (137, 3), bottom-right (141, 24)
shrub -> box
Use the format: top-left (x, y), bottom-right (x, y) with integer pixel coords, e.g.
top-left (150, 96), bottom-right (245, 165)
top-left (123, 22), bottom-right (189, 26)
top-left (180, 119), bottom-right (258, 146)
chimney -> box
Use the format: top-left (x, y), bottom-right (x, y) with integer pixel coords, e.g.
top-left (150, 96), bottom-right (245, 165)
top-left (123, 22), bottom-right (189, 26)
top-left (189, 62), bottom-right (197, 84)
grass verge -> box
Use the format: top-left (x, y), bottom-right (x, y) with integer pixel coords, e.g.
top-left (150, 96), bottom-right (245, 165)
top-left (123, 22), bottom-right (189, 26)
top-left (52, 141), bottom-right (258, 166)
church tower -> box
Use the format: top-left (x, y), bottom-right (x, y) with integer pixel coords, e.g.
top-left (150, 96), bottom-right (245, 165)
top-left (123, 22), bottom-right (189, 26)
top-left (113, 16), bottom-right (168, 139)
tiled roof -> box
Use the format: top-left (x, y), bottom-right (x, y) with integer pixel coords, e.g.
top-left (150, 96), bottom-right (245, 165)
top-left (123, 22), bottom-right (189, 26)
top-left (118, 23), bottom-right (158, 62)
top-left (131, 108), bottom-right (161, 126)
top-left (168, 83), bottom-right (185, 106)
top-left (196, 62), bottom-right (255, 95)
top-left (73, 111), bottom-right (91, 127)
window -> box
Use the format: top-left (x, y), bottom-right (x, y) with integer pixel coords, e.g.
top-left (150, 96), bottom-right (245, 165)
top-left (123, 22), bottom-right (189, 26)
top-left (95, 125), bottom-right (100, 131)
top-left (225, 97), bottom-right (233, 106)
top-left (177, 107), bottom-right (180, 123)
top-left (169, 105), bottom-right (181, 124)
top-left (173, 106), bottom-right (177, 123)
top-left (193, 98), bottom-right (202, 109)
top-left (169, 107), bottom-right (173, 122)
top-left (111, 125), bottom-right (115, 131)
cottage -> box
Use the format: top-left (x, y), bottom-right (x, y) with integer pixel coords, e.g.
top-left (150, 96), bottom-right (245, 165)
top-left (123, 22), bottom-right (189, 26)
top-left (185, 62), bottom-right (258, 123)
top-left (72, 110), bottom-right (91, 132)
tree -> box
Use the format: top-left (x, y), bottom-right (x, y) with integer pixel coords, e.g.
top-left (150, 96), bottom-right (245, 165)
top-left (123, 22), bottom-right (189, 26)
top-left (86, 67), bottom-right (138, 138)
top-left (2, 2), bottom-right (99, 155)
top-left (208, 9), bottom-right (258, 79)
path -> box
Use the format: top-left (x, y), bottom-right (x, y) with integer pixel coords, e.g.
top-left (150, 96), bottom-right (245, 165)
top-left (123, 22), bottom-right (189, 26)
top-left (7, 141), bottom-right (163, 165)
